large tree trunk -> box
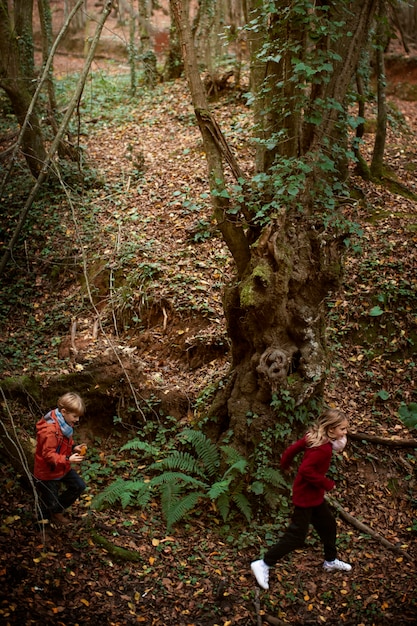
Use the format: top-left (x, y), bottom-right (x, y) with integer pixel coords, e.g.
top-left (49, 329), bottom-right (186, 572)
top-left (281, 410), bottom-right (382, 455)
top-left (172, 0), bottom-right (377, 452)
top-left (216, 212), bottom-right (346, 448)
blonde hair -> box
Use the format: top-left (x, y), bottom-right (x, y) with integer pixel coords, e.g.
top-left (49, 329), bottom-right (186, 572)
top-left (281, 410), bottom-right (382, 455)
top-left (306, 409), bottom-right (347, 448)
top-left (57, 392), bottom-right (85, 416)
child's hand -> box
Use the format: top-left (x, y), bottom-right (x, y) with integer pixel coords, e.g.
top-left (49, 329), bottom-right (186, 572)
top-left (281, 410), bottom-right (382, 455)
top-left (69, 452), bottom-right (85, 463)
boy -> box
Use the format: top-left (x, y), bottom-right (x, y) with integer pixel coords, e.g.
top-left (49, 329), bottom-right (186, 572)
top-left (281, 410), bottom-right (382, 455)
top-left (34, 392), bottom-right (87, 525)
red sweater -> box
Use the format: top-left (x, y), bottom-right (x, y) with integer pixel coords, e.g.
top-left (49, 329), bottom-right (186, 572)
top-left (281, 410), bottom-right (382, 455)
top-left (34, 410), bottom-right (73, 480)
top-left (280, 436), bottom-right (335, 508)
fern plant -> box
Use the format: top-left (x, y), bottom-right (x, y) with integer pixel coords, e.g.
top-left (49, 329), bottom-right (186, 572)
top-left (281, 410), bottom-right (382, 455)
top-left (91, 427), bottom-right (288, 530)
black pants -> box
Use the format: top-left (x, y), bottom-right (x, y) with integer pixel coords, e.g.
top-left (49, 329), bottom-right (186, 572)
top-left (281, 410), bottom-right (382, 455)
top-left (263, 501), bottom-right (337, 566)
top-left (36, 469), bottom-right (86, 519)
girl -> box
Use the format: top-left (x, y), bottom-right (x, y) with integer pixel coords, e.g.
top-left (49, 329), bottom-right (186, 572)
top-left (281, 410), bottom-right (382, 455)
top-left (251, 409), bottom-right (351, 590)
top-left (34, 392), bottom-right (87, 525)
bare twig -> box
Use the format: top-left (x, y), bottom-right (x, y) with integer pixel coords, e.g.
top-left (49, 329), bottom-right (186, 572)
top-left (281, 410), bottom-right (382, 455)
top-left (70, 319), bottom-right (78, 355)
top-left (162, 306), bottom-right (168, 333)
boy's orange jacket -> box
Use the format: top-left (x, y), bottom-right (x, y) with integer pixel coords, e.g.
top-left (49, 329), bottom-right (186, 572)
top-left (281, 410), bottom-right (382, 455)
top-left (34, 410), bottom-right (73, 480)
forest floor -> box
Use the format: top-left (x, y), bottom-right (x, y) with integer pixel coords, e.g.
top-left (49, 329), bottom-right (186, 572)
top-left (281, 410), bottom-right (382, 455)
top-left (1, 6), bottom-right (417, 626)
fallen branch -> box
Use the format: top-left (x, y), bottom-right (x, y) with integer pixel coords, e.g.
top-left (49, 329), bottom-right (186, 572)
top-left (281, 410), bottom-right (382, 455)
top-left (265, 616), bottom-right (288, 626)
top-left (254, 587), bottom-right (262, 626)
top-left (89, 529), bottom-right (142, 562)
top-left (349, 431), bottom-right (417, 448)
top-left (327, 495), bottom-right (413, 561)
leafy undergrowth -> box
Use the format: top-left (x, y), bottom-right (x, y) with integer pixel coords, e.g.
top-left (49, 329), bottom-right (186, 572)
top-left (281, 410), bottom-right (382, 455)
top-left (1, 43), bottom-right (417, 626)
top-left (1, 452), bottom-right (416, 626)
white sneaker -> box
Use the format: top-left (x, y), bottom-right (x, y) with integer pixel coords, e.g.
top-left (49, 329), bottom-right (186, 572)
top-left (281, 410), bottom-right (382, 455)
top-left (251, 559), bottom-right (270, 590)
top-left (323, 558), bottom-right (352, 572)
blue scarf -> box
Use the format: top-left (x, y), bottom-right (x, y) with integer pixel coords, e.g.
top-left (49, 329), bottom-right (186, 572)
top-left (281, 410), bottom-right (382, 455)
top-left (55, 409), bottom-right (73, 439)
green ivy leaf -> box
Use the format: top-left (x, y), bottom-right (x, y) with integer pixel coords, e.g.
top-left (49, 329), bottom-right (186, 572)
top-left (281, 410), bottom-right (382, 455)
top-left (369, 306), bottom-right (384, 316)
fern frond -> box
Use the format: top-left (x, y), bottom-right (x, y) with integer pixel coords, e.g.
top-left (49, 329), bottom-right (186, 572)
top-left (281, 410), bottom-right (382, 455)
top-left (120, 439), bottom-right (159, 457)
top-left (181, 429), bottom-right (219, 478)
top-left (262, 484), bottom-right (289, 510)
top-left (150, 471), bottom-right (207, 489)
top-left (159, 480), bottom-right (182, 521)
top-left (220, 445), bottom-right (246, 466)
top-left (215, 492), bottom-right (230, 522)
top-left (117, 480), bottom-right (151, 509)
top-left (233, 492), bottom-right (252, 522)
top-left (261, 467), bottom-right (287, 487)
top-left (164, 492), bottom-right (203, 531)
top-left (148, 451), bottom-right (206, 477)
top-left (132, 484), bottom-right (152, 509)
top-left (91, 478), bottom-right (149, 510)
top-left (208, 478), bottom-right (231, 500)
top-left (223, 458), bottom-right (248, 478)
top-left (90, 478), bottom-right (129, 510)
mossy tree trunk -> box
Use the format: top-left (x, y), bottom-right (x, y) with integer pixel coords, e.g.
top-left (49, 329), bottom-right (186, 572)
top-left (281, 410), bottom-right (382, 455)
top-left (171, 0), bottom-right (377, 451)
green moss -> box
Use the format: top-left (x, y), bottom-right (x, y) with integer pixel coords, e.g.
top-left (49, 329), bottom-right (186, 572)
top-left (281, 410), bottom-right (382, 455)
top-left (239, 282), bottom-right (255, 307)
top-left (0, 375), bottom-right (40, 399)
top-left (90, 530), bottom-right (142, 562)
top-left (252, 262), bottom-right (272, 285)
top-left (239, 261), bottom-right (273, 308)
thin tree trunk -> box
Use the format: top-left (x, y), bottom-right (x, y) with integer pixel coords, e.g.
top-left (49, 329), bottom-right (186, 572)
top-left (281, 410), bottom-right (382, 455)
top-left (163, 14), bottom-right (183, 80)
top-left (170, 0), bottom-right (251, 277)
top-left (370, 0), bottom-right (388, 179)
top-left (37, 0), bottom-right (59, 127)
top-left (306, 0), bottom-right (378, 158)
top-left (353, 68), bottom-right (370, 179)
top-left (246, 0), bottom-right (268, 172)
